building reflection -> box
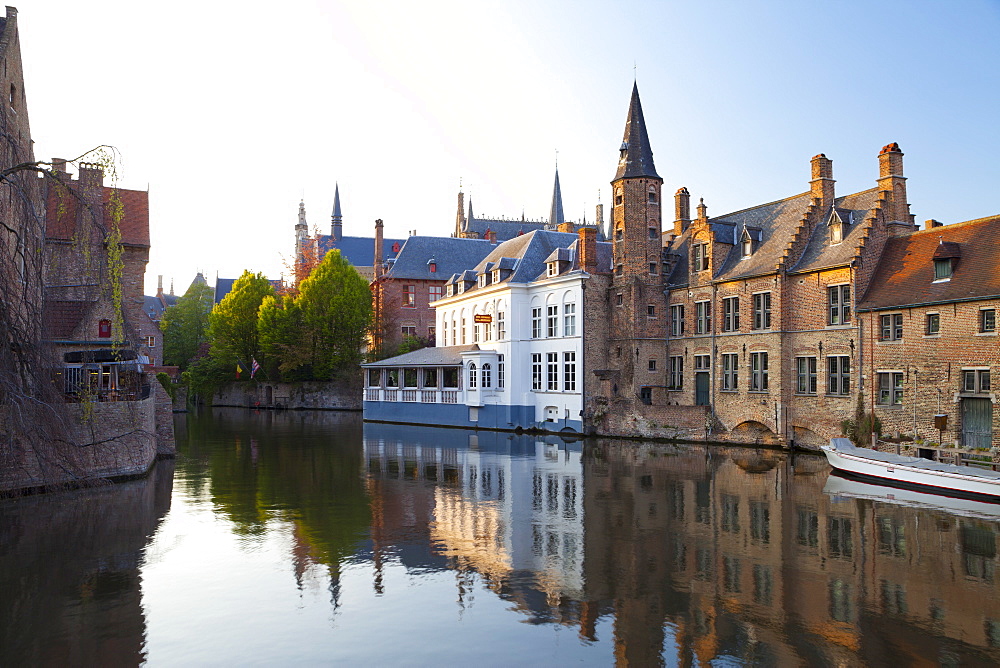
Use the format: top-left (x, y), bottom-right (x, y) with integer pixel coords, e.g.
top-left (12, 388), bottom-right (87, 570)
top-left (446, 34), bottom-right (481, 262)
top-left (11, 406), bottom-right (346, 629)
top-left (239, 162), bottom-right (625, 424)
top-left (363, 424), bottom-right (1000, 665)
top-left (0, 460), bottom-right (174, 666)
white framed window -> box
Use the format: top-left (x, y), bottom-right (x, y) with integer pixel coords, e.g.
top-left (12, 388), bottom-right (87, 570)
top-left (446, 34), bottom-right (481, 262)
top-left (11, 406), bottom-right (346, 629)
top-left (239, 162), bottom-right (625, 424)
top-left (497, 311), bottom-right (506, 340)
top-left (563, 303), bottom-right (576, 336)
top-left (531, 307), bottom-right (542, 338)
top-left (498, 354), bottom-right (505, 389)
top-left (750, 352), bottom-right (769, 391)
top-left (563, 352), bottom-right (576, 391)
top-left (880, 314), bottom-right (903, 341)
top-left (468, 363), bottom-right (477, 389)
top-left (531, 354), bottom-right (542, 390)
top-left (722, 353), bottom-right (738, 390)
top-left (547, 305), bottom-right (559, 338)
top-left (403, 285), bottom-right (415, 307)
top-left (429, 285), bottom-right (442, 302)
top-left (481, 363), bottom-right (492, 388)
top-left (546, 352), bottom-right (559, 391)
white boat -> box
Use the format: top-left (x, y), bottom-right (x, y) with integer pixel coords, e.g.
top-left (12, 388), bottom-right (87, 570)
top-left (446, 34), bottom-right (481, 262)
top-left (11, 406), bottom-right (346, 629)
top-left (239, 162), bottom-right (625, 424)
top-left (821, 437), bottom-right (1000, 501)
top-left (823, 473), bottom-right (1000, 520)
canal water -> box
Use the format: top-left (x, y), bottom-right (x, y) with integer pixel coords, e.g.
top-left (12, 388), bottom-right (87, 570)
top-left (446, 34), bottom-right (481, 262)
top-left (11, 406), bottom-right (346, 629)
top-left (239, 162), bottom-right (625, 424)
top-left (3, 409), bottom-right (1000, 666)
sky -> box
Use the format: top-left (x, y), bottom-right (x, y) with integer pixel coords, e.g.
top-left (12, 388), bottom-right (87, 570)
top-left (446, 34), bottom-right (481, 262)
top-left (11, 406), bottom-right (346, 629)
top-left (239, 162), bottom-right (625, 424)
top-left (14, 0), bottom-right (1000, 296)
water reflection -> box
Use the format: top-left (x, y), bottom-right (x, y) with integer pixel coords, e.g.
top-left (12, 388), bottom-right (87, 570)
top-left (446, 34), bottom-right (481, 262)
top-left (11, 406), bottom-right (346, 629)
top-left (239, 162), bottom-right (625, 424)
top-left (4, 410), bottom-right (1000, 666)
top-left (0, 460), bottom-right (173, 665)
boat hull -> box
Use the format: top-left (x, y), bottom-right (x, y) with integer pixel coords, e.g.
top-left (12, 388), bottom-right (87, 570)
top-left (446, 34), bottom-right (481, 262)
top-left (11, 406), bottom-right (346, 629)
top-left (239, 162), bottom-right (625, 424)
top-left (821, 444), bottom-right (1000, 502)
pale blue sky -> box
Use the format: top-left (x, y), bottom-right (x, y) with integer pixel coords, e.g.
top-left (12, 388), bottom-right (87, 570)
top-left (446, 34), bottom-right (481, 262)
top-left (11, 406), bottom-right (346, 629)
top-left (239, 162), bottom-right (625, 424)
top-left (16, 0), bottom-right (1000, 294)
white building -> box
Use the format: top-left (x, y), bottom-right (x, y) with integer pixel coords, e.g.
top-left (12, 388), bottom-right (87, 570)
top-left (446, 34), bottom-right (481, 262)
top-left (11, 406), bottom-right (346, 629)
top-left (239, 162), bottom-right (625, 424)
top-left (363, 229), bottom-right (611, 433)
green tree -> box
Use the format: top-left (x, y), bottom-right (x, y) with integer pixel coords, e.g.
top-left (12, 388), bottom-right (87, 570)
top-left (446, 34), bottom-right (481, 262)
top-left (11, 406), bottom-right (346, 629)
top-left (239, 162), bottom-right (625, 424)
top-left (160, 278), bottom-right (214, 369)
top-left (207, 271), bottom-right (274, 376)
top-left (258, 250), bottom-right (371, 380)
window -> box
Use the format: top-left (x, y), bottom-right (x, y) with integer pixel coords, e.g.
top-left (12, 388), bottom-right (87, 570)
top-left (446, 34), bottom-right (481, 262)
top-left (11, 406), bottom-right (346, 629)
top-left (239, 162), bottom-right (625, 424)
top-left (481, 363), bottom-right (491, 388)
top-left (615, 192), bottom-right (623, 206)
top-left (669, 356), bottom-right (684, 390)
top-left (482, 317), bottom-right (491, 341)
top-left (563, 352), bottom-right (576, 391)
top-left (926, 313), bottom-right (940, 335)
top-left (367, 368), bottom-right (382, 387)
top-left (497, 312), bottom-right (506, 340)
top-left (615, 228), bottom-right (623, 241)
top-left (403, 368), bottom-right (417, 388)
top-left (547, 305), bottom-right (558, 337)
top-left (828, 285), bottom-right (851, 325)
top-left (880, 314), bottom-right (903, 341)
top-left (981, 309), bottom-right (996, 333)
top-left (648, 227), bottom-right (657, 240)
top-left (531, 354), bottom-right (542, 390)
top-left (695, 301), bottom-right (712, 334)
top-left (546, 262), bottom-right (558, 277)
top-left (423, 368), bottom-right (437, 388)
top-left (427, 326), bottom-right (435, 340)
top-left (649, 262), bottom-right (658, 274)
top-left (741, 235), bottom-right (753, 257)
top-left (492, 270), bottom-right (500, 283)
top-left (692, 244), bottom-right (708, 272)
top-left (752, 293), bottom-right (771, 330)
top-left (648, 189), bottom-right (658, 204)
top-left (828, 356), bottom-right (850, 395)
top-left (934, 259), bottom-right (953, 280)
top-left (98, 319), bottom-right (111, 338)
top-left (403, 285), bottom-right (415, 307)
top-left (143, 335), bottom-right (155, 347)
top-left (963, 369), bottom-right (991, 394)
top-left (722, 296), bottom-right (739, 332)
top-left (830, 222), bottom-right (843, 244)
top-left (722, 353), bottom-right (738, 390)
top-left (616, 293), bottom-right (623, 306)
top-left (615, 264), bottom-right (623, 276)
top-left (531, 307), bottom-right (542, 338)
top-left (648, 359), bottom-right (657, 371)
top-left (563, 303), bottom-right (576, 336)
top-left (468, 363), bottom-right (477, 388)
top-left (443, 368), bottom-right (459, 388)
top-left (498, 354), bottom-right (505, 389)
top-left (796, 357), bottom-right (817, 394)
top-left (546, 353), bottom-right (558, 391)
top-left (401, 325), bottom-right (417, 337)
top-left (460, 317), bottom-right (466, 344)
top-left (429, 285), bottom-right (442, 302)
top-left (750, 352), bottom-right (768, 391)
top-left (386, 369), bottom-right (399, 387)
top-left (473, 320), bottom-right (480, 343)
top-left (877, 372), bottom-right (903, 405)
top-left (670, 304), bottom-right (685, 336)
top-left (647, 304), bottom-right (656, 318)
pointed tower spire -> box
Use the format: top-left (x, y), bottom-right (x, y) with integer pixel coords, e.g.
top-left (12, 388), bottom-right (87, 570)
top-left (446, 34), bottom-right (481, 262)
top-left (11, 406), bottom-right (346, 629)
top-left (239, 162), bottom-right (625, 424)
top-left (549, 166), bottom-right (565, 228)
top-left (454, 184), bottom-right (466, 237)
top-left (614, 82), bottom-right (659, 181)
top-left (331, 183), bottom-right (343, 241)
top-left (467, 197), bottom-right (475, 225)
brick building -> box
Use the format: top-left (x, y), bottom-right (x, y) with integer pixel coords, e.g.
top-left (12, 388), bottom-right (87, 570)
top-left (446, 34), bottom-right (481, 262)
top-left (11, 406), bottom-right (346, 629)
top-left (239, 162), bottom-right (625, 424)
top-left (858, 214), bottom-right (1000, 449)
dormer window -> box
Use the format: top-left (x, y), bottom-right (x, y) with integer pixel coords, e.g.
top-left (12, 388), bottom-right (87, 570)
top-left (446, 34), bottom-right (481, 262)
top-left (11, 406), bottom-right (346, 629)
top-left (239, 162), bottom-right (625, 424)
top-left (492, 270), bottom-right (500, 283)
top-left (547, 262), bottom-right (558, 277)
top-left (447, 284), bottom-right (454, 297)
top-left (391, 242), bottom-right (401, 253)
top-left (692, 243), bottom-right (709, 272)
top-left (478, 273), bottom-right (488, 288)
top-left (740, 231), bottom-right (753, 258)
top-left (934, 259), bottom-right (953, 280)
top-left (828, 210), bottom-right (848, 245)
top-left (428, 258), bottom-right (437, 273)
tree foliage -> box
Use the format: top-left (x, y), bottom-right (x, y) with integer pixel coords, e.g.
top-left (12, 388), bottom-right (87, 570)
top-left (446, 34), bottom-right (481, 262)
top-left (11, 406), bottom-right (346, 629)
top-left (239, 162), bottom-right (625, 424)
top-left (258, 250), bottom-right (371, 381)
top-left (160, 279), bottom-right (214, 369)
top-left (207, 271), bottom-right (275, 372)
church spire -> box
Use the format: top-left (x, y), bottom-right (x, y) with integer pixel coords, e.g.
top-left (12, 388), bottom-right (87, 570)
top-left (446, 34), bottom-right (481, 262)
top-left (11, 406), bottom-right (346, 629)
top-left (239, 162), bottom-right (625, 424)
top-left (454, 185), bottom-right (467, 237)
top-left (331, 183), bottom-right (343, 241)
top-left (549, 166), bottom-right (565, 228)
top-left (467, 197), bottom-right (475, 225)
top-left (614, 82), bottom-right (659, 182)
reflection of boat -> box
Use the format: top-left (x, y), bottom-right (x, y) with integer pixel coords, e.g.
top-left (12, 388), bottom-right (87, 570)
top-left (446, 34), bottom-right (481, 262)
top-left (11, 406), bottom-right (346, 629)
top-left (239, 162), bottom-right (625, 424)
top-left (821, 437), bottom-right (1000, 502)
top-left (824, 472), bottom-right (1000, 520)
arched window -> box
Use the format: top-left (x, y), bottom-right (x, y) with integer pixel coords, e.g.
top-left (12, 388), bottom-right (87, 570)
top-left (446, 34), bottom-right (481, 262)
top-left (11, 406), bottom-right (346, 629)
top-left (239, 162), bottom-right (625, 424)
top-left (98, 319), bottom-right (112, 338)
top-left (468, 363), bottom-right (477, 388)
top-left (482, 363), bottom-right (492, 388)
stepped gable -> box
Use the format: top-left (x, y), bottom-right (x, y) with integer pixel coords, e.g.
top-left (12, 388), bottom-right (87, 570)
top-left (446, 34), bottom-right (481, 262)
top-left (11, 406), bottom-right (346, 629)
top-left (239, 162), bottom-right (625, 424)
top-left (787, 188), bottom-right (881, 273)
top-left (858, 214), bottom-right (1000, 310)
top-left (679, 192), bottom-right (814, 283)
top-left (381, 236), bottom-right (494, 280)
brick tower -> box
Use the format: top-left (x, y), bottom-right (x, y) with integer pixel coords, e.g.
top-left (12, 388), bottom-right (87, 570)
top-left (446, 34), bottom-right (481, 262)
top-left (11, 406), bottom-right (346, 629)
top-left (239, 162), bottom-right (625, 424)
top-left (608, 83), bottom-right (667, 399)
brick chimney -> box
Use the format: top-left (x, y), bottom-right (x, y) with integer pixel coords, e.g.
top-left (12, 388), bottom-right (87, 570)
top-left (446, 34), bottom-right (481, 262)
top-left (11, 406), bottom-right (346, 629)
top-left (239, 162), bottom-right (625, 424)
top-left (578, 226), bottom-right (597, 274)
top-left (810, 153), bottom-right (835, 206)
top-left (877, 143), bottom-right (913, 226)
top-left (925, 219), bottom-right (943, 230)
top-left (373, 219), bottom-right (384, 278)
top-left (674, 187), bottom-right (690, 235)
top-left (486, 229), bottom-right (497, 244)
top-left (557, 221), bottom-right (575, 233)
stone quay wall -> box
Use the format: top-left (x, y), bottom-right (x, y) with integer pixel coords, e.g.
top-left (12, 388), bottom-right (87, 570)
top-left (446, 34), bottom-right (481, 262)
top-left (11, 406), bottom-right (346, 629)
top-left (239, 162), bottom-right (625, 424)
top-left (210, 381), bottom-right (362, 411)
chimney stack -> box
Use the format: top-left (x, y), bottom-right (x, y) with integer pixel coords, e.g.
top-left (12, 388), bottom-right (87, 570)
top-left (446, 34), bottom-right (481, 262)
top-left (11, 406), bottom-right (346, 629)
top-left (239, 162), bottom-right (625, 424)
top-left (557, 221), bottom-right (575, 234)
top-left (925, 219), bottom-right (943, 230)
top-left (674, 187), bottom-right (691, 235)
top-left (486, 229), bottom-right (497, 244)
top-left (810, 153), bottom-right (835, 205)
top-left (578, 227), bottom-right (597, 274)
top-left (373, 219), bottom-right (384, 278)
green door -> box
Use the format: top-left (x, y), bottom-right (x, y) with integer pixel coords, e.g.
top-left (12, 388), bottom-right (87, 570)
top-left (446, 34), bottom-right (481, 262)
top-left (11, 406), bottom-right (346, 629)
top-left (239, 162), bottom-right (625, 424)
top-left (962, 398), bottom-right (993, 450)
top-left (695, 372), bottom-right (710, 406)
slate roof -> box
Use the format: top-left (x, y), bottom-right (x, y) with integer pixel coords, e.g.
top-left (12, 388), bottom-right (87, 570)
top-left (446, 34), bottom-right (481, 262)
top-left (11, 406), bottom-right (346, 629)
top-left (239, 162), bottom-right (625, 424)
top-left (382, 236), bottom-right (494, 281)
top-left (666, 188), bottom-right (881, 286)
top-left (214, 278), bottom-right (236, 303)
top-left (45, 183), bottom-right (149, 247)
top-left (318, 234), bottom-right (404, 270)
top-left (459, 229), bottom-right (612, 287)
top-left (614, 82), bottom-right (659, 181)
top-left (364, 344), bottom-right (480, 367)
top-left (464, 216), bottom-right (547, 242)
top-left (858, 214), bottom-right (1000, 310)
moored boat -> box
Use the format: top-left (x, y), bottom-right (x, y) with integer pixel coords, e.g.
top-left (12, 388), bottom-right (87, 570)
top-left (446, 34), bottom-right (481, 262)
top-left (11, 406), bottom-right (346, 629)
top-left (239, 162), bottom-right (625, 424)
top-left (821, 437), bottom-right (1000, 502)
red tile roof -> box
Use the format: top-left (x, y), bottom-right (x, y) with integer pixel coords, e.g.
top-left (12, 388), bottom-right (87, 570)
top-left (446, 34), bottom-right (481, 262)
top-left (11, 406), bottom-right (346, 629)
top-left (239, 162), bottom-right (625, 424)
top-left (858, 214), bottom-right (1000, 310)
top-left (45, 179), bottom-right (149, 247)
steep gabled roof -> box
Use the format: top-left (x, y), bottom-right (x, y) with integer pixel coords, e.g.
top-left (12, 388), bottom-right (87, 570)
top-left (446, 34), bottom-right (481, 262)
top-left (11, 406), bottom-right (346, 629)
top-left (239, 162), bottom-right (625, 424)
top-left (788, 189), bottom-right (880, 273)
top-left (614, 82), bottom-right (660, 181)
top-left (45, 183), bottom-right (150, 247)
top-left (382, 236), bottom-right (494, 281)
top-left (858, 214), bottom-right (1000, 310)
top-left (318, 234), bottom-right (404, 269)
